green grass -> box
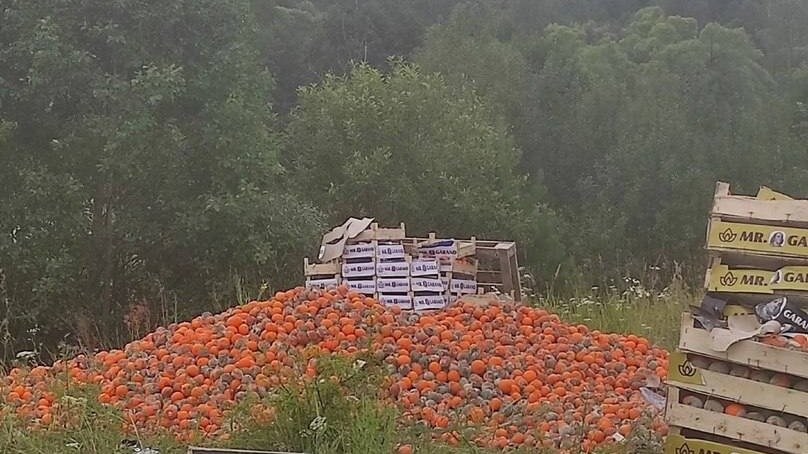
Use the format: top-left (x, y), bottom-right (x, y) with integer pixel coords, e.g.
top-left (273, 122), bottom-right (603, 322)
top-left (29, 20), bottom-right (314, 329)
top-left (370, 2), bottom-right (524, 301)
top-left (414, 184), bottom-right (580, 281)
top-left (537, 277), bottom-right (694, 350)
top-left (0, 283), bottom-right (689, 453)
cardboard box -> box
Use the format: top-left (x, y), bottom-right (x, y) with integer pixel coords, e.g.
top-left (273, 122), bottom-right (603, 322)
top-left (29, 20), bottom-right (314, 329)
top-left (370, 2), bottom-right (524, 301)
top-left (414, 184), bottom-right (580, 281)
top-left (411, 277), bottom-right (444, 292)
top-left (342, 262), bottom-right (376, 278)
top-left (345, 279), bottom-right (376, 294)
top-left (376, 243), bottom-right (405, 259)
top-left (306, 277), bottom-right (338, 289)
top-left (376, 278), bottom-right (410, 293)
top-left (413, 294), bottom-right (446, 310)
top-left (411, 259), bottom-right (439, 276)
top-left (379, 294), bottom-right (413, 310)
top-left (343, 243), bottom-right (375, 259)
top-left (450, 278), bottom-right (477, 295)
top-left (417, 239), bottom-right (458, 260)
top-left (376, 261), bottom-right (410, 277)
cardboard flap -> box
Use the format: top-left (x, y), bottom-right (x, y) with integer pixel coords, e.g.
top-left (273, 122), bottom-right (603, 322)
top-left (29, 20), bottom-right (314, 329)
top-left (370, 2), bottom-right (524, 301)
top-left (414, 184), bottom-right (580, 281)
top-left (318, 217), bottom-right (374, 262)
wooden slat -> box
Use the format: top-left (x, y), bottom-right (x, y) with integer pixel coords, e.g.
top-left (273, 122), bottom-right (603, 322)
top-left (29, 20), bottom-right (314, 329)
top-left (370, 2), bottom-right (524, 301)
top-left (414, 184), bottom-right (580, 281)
top-left (667, 368), bottom-right (808, 418)
top-left (711, 250), bottom-right (808, 269)
top-left (665, 387), bottom-right (808, 454)
top-left (303, 258), bottom-right (340, 276)
top-left (679, 313), bottom-right (808, 379)
top-left (477, 270), bottom-right (503, 283)
top-left (713, 198), bottom-right (808, 226)
top-left (187, 447), bottom-right (306, 454)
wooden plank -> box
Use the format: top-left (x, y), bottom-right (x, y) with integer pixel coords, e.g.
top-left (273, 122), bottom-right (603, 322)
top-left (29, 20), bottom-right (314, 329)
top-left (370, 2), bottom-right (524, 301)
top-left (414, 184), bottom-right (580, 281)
top-left (711, 249), bottom-right (808, 269)
top-left (679, 313), bottom-right (808, 379)
top-left (665, 387), bottom-right (808, 454)
top-left (667, 359), bottom-right (808, 418)
top-left (496, 244), bottom-right (514, 295)
top-left (713, 198), bottom-right (808, 226)
top-left (351, 225), bottom-right (406, 242)
top-left (477, 270), bottom-right (503, 284)
top-left (758, 186), bottom-right (795, 201)
top-left (187, 447), bottom-right (306, 454)
top-left (303, 258), bottom-right (340, 276)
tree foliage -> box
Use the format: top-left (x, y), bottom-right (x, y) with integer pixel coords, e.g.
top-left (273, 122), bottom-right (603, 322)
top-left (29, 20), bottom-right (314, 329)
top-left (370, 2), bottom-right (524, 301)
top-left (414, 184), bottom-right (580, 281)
top-left (0, 0), bottom-right (323, 355)
top-left (2, 0), bottom-right (808, 356)
top-left (283, 62), bottom-right (564, 275)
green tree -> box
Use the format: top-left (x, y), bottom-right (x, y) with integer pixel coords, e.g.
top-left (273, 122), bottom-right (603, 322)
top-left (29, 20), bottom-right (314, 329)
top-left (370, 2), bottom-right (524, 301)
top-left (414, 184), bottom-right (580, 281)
top-left (284, 62), bottom-right (564, 278)
top-left (0, 0), bottom-right (323, 356)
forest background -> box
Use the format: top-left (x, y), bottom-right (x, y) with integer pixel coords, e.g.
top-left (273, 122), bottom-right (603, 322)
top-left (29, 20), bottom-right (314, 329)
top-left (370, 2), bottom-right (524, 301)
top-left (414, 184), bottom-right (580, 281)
top-left (2, 0), bottom-right (807, 359)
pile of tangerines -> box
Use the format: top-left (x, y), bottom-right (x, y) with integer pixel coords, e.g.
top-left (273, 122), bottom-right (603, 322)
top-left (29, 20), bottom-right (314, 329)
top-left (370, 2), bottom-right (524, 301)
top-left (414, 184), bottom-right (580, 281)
top-left (0, 286), bottom-right (668, 452)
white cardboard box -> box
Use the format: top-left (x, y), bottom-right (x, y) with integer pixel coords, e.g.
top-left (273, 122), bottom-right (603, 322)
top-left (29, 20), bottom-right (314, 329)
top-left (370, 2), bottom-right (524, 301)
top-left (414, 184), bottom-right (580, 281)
top-left (376, 277), bottom-right (410, 292)
top-left (306, 277), bottom-right (338, 289)
top-left (379, 294), bottom-right (413, 310)
top-left (414, 294), bottom-right (446, 310)
top-left (345, 279), bottom-right (376, 294)
top-left (411, 277), bottom-right (444, 292)
top-left (376, 243), bottom-right (405, 259)
top-left (342, 261), bottom-right (376, 278)
top-left (376, 261), bottom-right (410, 277)
top-left (343, 243), bottom-right (375, 259)
top-left (450, 278), bottom-right (477, 294)
top-left (411, 259), bottom-right (439, 277)
top-left (417, 240), bottom-right (457, 260)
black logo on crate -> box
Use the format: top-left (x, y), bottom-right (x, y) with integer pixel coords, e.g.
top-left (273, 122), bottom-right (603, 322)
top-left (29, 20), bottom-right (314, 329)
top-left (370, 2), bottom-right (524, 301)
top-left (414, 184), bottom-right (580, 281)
top-left (718, 228), bottom-right (737, 243)
top-left (675, 443), bottom-right (695, 454)
top-left (719, 272), bottom-right (738, 287)
top-left (678, 360), bottom-right (697, 377)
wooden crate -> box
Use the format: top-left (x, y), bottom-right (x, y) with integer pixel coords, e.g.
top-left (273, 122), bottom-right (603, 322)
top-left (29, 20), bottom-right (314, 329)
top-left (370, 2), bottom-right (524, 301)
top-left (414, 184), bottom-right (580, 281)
top-left (707, 182), bottom-right (808, 261)
top-left (475, 241), bottom-right (521, 301)
top-left (667, 350), bottom-right (808, 422)
top-left (712, 182), bottom-right (808, 226)
top-left (665, 386), bottom-right (808, 454)
top-left (667, 314), bottom-right (808, 453)
top-left (678, 313), bottom-right (808, 379)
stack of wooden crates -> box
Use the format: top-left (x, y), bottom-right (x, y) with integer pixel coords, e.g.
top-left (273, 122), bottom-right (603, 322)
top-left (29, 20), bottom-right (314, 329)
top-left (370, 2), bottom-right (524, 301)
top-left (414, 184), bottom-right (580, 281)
top-left (304, 222), bottom-right (522, 310)
top-left (664, 182), bottom-right (808, 454)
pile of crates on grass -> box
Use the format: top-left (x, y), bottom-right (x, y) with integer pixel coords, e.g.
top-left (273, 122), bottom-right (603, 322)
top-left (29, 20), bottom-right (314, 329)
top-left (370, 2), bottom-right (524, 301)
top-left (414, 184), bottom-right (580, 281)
top-left (664, 182), bottom-right (808, 454)
top-left (303, 219), bottom-right (520, 311)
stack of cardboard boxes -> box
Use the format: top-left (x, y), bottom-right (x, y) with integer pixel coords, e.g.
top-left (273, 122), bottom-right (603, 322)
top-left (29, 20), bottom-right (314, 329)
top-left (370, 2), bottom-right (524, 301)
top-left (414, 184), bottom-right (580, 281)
top-left (304, 219), bottom-right (478, 311)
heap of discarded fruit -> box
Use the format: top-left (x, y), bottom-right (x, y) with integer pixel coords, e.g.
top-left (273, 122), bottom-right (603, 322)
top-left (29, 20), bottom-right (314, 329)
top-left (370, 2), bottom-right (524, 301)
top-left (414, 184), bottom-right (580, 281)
top-left (1, 286), bottom-right (668, 451)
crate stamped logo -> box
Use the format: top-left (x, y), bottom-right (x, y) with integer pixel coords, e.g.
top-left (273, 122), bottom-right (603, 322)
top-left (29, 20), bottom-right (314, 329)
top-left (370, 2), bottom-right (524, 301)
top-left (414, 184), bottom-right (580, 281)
top-left (708, 220), bottom-right (808, 257)
top-left (707, 264), bottom-right (772, 294)
top-left (667, 351), bottom-right (703, 385)
top-left (770, 266), bottom-right (808, 291)
top-left (665, 434), bottom-right (760, 454)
